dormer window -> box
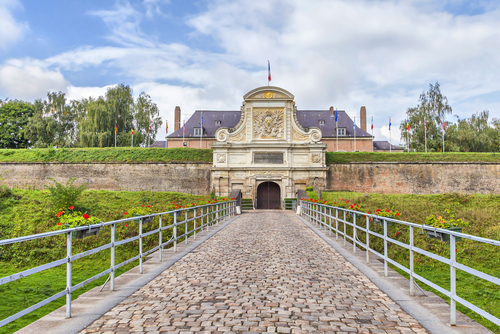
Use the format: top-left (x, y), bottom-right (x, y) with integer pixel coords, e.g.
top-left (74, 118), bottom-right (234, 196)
top-left (215, 120), bottom-right (221, 126)
top-left (319, 120), bottom-right (325, 125)
top-left (337, 128), bottom-right (346, 136)
top-left (194, 128), bottom-right (203, 136)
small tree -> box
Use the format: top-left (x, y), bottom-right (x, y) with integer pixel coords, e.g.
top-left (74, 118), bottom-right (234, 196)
top-left (46, 178), bottom-right (87, 211)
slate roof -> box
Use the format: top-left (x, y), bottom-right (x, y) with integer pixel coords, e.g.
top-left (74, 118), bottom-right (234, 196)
top-left (167, 110), bottom-right (372, 139)
top-left (168, 111), bottom-right (241, 139)
top-left (373, 141), bottom-right (402, 151)
top-left (150, 141), bottom-right (167, 148)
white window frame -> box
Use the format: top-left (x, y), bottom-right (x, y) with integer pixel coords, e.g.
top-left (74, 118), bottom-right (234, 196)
top-left (319, 120), bottom-right (325, 125)
top-left (337, 128), bottom-right (346, 136)
top-left (194, 128), bottom-right (203, 136)
top-left (215, 120), bottom-right (221, 126)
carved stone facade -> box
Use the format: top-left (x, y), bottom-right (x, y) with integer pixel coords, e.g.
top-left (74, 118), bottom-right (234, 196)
top-left (211, 86), bottom-right (328, 202)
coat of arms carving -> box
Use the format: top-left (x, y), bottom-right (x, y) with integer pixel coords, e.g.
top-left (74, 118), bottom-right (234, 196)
top-left (253, 108), bottom-right (284, 139)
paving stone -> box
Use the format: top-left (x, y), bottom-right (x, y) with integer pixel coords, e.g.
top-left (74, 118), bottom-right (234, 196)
top-left (79, 211), bottom-right (427, 334)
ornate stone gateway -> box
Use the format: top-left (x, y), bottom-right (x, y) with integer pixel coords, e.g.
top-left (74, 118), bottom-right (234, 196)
top-left (256, 182), bottom-right (281, 209)
top-left (211, 86), bottom-right (327, 207)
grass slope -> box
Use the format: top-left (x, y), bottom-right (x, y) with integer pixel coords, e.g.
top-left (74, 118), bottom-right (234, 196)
top-left (320, 191), bottom-right (500, 333)
top-left (325, 152), bottom-right (500, 164)
top-left (0, 189), bottom-right (215, 334)
top-left (1, 148), bottom-right (500, 164)
top-left (0, 147), bottom-right (213, 163)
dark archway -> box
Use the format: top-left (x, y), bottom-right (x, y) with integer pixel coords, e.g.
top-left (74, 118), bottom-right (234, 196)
top-left (256, 182), bottom-right (281, 209)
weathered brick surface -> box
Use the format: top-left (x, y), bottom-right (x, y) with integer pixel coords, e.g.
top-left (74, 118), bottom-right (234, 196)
top-left (80, 211), bottom-right (427, 334)
top-left (328, 163), bottom-right (500, 194)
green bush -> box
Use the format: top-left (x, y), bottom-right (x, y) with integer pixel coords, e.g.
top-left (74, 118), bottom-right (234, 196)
top-left (0, 185), bottom-right (12, 198)
top-left (45, 178), bottom-right (87, 211)
top-left (305, 186), bottom-right (314, 191)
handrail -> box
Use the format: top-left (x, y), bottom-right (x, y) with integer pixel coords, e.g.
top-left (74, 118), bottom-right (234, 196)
top-left (300, 200), bottom-right (500, 328)
top-left (0, 200), bottom-right (236, 328)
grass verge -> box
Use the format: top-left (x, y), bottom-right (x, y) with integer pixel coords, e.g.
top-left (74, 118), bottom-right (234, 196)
top-left (325, 151), bottom-right (500, 164)
top-left (319, 191), bottom-right (500, 333)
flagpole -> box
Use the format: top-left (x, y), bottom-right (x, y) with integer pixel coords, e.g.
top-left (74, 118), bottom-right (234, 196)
top-left (131, 130), bottom-right (133, 147)
top-left (335, 109), bottom-right (338, 152)
top-left (200, 111), bottom-right (203, 149)
top-left (389, 117), bottom-right (391, 153)
top-left (182, 120), bottom-right (185, 146)
top-left (443, 118), bottom-right (445, 153)
top-left (354, 116), bottom-right (356, 152)
top-left (424, 117), bottom-right (427, 153)
top-left (114, 122), bottom-right (117, 148)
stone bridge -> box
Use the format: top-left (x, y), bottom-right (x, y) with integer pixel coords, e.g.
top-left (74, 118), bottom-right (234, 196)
top-left (17, 211), bottom-right (491, 334)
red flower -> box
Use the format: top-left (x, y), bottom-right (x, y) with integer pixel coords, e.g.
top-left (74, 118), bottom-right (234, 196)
top-left (172, 201), bottom-right (175, 204)
top-left (69, 206), bottom-right (75, 210)
top-left (191, 203), bottom-right (195, 206)
top-left (83, 213), bottom-right (90, 219)
top-left (57, 222), bottom-right (61, 226)
top-left (124, 211), bottom-right (128, 215)
top-left (346, 200), bottom-right (349, 203)
top-left (353, 203), bottom-right (357, 206)
top-left (141, 204), bottom-right (144, 207)
top-left (367, 212), bottom-right (370, 214)
top-left (349, 205), bottom-right (353, 209)
top-left (386, 209), bottom-right (390, 212)
top-left (322, 200), bottom-right (327, 204)
top-left (396, 213), bottom-right (400, 216)
top-left (56, 211), bottom-right (63, 217)
top-left (126, 224), bottom-right (128, 227)
top-left (376, 209), bottom-right (380, 212)
top-left (147, 205), bottom-right (151, 208)
top-left (396, 232), bottom-right (400, 235)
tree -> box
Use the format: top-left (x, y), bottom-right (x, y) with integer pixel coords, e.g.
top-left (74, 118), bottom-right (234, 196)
top-left (400, 82), bottom-right (452, 152)
top-left (453, 111), bottom-right (497, 152)
top-left (0, 100), bottom-right (33, 148)
top-left (133, 92), bottom-right (162, 147)
top-left (78, 84), bottom-right (134, 147)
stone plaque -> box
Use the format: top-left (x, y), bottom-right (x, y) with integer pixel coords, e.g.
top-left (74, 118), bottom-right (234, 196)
top-left (254, 152), bottom-right (284, 164)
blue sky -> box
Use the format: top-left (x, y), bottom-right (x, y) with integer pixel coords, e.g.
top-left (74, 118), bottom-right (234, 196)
top-left (1, 0), bottom-right (500, 143)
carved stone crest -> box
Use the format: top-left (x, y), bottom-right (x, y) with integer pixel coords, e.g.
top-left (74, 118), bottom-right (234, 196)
top-left (312, 154), bottom-right (322, 164)
top-left (217, 154), bottom-right (226, 163)
top-left (253, 108), bottom-right (284, 139)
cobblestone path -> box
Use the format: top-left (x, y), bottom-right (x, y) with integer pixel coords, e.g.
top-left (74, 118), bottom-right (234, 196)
top-left (81, 211), bottom-right (427, 334)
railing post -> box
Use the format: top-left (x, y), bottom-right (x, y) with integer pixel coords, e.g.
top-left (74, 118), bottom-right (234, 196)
top-left (66, 231), bottom-right (72, 318)
top-left (110, 223), bottom-right (115, 290)
top-left (335, 209), bottom-right (338, 240)
top-left (366, 215), bottom-right (369, 263)
top-left (173, 213), bottom-right (177, 252)
top-left (450, 234), bottom-right (457, 326)
top-left (185, 210), bottom-right (188, 244)
top-left (216, 203), bottom-right (219, 225)
top-left (353, 213), bottom-right (357, 253)
top-left (384, 219), bottom-right (388, 277)
top-left (159, 215), bottom-right (163, 262)
top-left (329, 207), bottom-right (332, 236)
top-left (139, 218), bottom-right (143, 274)
top-left (410, 226), bottom-right (414, 296)
top-left (201, 207), bottom-right (205, 235)
top-left (343, 211), bottom-right (346, 247)
top-left (194, 208), bottom-right (197, 240)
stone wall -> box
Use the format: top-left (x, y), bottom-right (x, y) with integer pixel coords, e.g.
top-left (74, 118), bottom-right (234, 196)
top-left (0, 163), bottom-right (212, 195)
top-left (328, 163), bottom-right (500, 194)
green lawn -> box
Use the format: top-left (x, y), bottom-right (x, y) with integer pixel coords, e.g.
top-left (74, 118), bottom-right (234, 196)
top-left (1, 148), bottom-right (500, 164)
top-left (0, 189), bottom-right (217, 333)
top-left (318, 191), bottom-right (500, 333)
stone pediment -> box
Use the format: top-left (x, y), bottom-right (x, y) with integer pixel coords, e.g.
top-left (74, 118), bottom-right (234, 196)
top-left (244, 86), bottom-right (294, 100)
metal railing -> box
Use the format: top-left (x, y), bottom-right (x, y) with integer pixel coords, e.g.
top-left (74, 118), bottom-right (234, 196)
top-left (300, 200), bottom-right (500, 327)
top-left (0, 200), bottom-right (236, 328)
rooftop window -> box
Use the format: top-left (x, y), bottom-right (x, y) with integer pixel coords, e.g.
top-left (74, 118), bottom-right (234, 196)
top-left (337, 128), bottom-right (346, 136)
top-left (215, 120), bottom-right (221, 126)
top-left (319, 120), bottom-right (325, 125)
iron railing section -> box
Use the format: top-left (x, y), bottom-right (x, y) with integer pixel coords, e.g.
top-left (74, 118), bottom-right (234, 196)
top-left (0, 201), bottom-right (236, 328)
top-left (300, 200), bottom-right (500, 327)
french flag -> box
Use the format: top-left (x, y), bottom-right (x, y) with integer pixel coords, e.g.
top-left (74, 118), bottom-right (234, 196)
top-left (268, 60), bottom-right (271, 83)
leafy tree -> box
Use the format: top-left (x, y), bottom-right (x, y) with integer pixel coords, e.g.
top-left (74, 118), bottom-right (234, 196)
top-left (453, 111), bottom-right (497, 152)
top-left (400, 82), bottom-right (452, 152)
top-left (0, 100), bottom-right (33, 148)
top-left (133, 92), bottom-right (162, 147)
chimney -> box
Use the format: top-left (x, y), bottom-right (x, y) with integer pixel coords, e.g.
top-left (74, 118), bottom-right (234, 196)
top-left (330, 106), bottom-right (334, 116)
top-left (174, 106), bottom-right (181, 132)
top-left (360, 106), bottom-right (367, 132)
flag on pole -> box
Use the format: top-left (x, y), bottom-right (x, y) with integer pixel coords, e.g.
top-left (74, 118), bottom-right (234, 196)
top-left (424, 118), bottom-right (427, 129)
top-left (442, 118), bottom-right (445, 132)
top-left (353, 117), bottom-right (356, 131)
top-left (149, 123), bottom-right (151, 134)
top-left (183, 121), bottom-right (185, 134)
top-left (371, 116), bottom-right (373, 130)
top-left (166, 120), bottom-right (168, 134)
top-left (131, 129), bottom-right (133, 135)
top-left (114, 122), bottom-right (117, 134)
top-left (389, 117), bottom-right (391, 130)
top-left (268, 60), bottom-right (271, 83)
top-left (335, 109), bottom-right (338, 122)
top-left (406, 119), bottom-right (409, 130)
top-left (201, 114), bottom-right (203, 125)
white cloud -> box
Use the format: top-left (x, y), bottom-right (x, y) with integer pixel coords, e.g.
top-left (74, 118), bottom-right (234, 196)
top-left (0, 0), bottom-right (28, 50)
top-left (0, 60), bottom-right (69, 100)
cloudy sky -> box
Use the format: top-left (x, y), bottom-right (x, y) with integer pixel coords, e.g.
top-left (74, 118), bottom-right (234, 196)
top-left (1, 0), bottom-right (499, 143)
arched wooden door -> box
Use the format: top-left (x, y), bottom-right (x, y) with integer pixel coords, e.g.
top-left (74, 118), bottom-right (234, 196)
top-left (256, 182), bottom-right (281, 209)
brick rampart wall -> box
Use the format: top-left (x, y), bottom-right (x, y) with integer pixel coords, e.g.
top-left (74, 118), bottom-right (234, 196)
top-left (0, 163), bottom-right (212, 195)
top-left (328, 163), bottom-right (500, 194)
